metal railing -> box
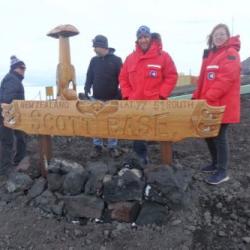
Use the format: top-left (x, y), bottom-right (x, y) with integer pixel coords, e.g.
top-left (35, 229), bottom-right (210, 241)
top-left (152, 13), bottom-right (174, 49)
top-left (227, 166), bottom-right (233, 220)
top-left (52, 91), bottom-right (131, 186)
top-left (170, 84), bottom-right (250, 100)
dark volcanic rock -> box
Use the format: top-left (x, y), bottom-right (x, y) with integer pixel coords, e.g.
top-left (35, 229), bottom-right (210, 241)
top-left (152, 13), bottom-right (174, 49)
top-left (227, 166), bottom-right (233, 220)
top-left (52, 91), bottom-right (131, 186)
top-left (63, 170), bottom-right (88, 195)
top-left (108, 201), bottom-right (140, 222)
top-left (6, 172), bottom-right (33, 193)
top-left (136, 201), bottom-right (169, 225)
top-left (103, 169), bottom-right (145, 202)
top-left (144, 165), bottom-right (192, 209)
top-left (64, 194), bottom-right (104, 219)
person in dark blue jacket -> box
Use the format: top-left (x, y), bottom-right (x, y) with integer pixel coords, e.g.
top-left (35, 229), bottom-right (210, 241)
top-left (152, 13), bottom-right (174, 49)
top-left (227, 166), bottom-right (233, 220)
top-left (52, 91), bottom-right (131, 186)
top-left (84, 35), bottom-right (122, 158)
top-left (0, 55), bottom-right (26, 177)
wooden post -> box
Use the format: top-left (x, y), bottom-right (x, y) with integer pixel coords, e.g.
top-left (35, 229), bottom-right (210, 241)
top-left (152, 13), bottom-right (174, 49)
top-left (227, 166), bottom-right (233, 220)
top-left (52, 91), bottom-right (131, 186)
top-left (39, 135), bottom-right (52, 177)
top-left (160, 141), bottom-right (173, 165)
top-left (47, 24), bottom-right (79, 100)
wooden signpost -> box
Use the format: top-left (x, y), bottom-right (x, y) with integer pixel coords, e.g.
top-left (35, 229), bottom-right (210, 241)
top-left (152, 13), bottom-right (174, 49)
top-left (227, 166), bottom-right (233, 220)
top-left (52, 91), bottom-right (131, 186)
top-left (1, 99), bottom-right (224, 140)
top-left (0, 24), bottom-right (225, 176)
top-left (2, 99), bottom-right (224, 173)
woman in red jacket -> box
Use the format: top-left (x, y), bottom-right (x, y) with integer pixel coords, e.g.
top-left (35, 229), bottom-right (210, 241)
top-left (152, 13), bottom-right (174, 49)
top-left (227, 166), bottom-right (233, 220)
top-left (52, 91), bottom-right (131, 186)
top-left (192, 23), bottom-right (241, 185)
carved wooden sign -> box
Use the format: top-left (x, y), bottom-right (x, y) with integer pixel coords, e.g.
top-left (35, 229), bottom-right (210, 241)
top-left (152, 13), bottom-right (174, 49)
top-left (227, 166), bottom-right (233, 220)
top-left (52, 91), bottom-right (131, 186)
top-left (1, 100), bottom-right (225, 142)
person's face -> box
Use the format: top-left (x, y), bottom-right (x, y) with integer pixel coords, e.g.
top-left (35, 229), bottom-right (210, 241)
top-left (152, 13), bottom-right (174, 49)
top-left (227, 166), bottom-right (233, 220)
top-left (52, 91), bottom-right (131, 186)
top-left (94, 47), bottom-right (108, 57)
top-left (15, 66), bottom-right (26, 76)
top-left (137, 35), bottom-right (151, 52)
top-left (212, 27), bottom-right (229, 47)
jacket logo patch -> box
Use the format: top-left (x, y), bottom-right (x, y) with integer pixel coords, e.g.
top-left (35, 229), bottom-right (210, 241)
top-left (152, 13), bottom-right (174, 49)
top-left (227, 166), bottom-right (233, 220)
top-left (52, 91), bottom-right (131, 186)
top-left (207, 72), bottom-right (215, 80)
top-left (227, 55), bottom-right (236, 60)
top-left (149, 70), bottom-right (158, 78)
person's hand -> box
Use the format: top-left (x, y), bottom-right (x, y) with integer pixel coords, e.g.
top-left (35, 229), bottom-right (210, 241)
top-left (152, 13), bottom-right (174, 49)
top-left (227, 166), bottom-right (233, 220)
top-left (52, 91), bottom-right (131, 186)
top-left (159, 95), bottom-right (165, 100)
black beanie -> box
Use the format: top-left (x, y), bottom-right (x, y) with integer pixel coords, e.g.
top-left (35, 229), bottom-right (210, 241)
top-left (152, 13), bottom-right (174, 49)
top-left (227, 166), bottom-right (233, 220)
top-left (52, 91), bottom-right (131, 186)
top-left (92, 35), bottom-right (108, 49)
top-left (10, 55), bottom-right (26, 71)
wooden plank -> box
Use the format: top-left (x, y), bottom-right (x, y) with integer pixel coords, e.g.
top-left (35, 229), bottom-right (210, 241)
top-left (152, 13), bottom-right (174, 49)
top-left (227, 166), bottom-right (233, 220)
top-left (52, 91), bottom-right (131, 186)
top-left (160, 141), bottom-right (173, 165)
top-left (1, 99), bottom-right (224, 142)
top-left (39, 135), bottom-right (52, 177)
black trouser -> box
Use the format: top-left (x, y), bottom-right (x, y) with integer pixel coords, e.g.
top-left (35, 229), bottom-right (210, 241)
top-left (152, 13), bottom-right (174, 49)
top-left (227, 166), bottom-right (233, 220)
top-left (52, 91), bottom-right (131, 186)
top-left (0, 114), bottom-right (26, 175)
top-left (133, 140), bottom-right (148, 159)
top-left (205, 124), bottom-right (229, 172)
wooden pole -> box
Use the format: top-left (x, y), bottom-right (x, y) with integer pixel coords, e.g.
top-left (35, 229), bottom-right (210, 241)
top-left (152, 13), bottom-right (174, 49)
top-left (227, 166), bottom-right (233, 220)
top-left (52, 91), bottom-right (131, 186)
top-left (160, 141), bottom-right (172, 165)
top-left (39, 135), bottom-right (52, 177)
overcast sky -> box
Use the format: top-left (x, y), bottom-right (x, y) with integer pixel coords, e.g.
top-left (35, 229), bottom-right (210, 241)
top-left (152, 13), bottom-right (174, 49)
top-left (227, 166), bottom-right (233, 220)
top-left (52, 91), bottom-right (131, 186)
top-left (0, 0), bottom-right (249, 88)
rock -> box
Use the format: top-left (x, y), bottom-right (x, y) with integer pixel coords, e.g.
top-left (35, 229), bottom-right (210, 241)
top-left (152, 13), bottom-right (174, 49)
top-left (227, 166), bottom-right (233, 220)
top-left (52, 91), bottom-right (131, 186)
top-left (121, 153), bottom-right (144, 170)
top-left (171, 219), bottom-right (182, 226)
top-left (47, 173), bottom-right (64, 192)
top-left (218, 231), bottom-right (226, 237)
top-left (84, 161), bottom-right (112, 196)
top-left (28, 177), bottom-right (47, 199)
top-left (48, 158), bottom-right (84, 174)
top-left (186, 225), bottom-right (196, 232)
top-left (47, 158), bottom-right (62, 174)
top-left (103, 170), bottom-right (145, 202)
top-left (242, 237), bottom-right (250, 244)
top-left (34, 190), bottom-right (57, 213)
top-left (6, 172), bottom-right (33, 193)
top-left (216, 202), bottom-right (223, 209)
top-left (86, 161), bottom-right (111, 176)
top-left (73, 229), bottom-right (82, 237)
top-left (204, 211), bottom-right (212, 226)
top-left (15, 154), bottom-right (41, 178)
top-left (108, 201), bottom-right (140, 222)
top-left (51, 200), bottom-right (64, 216)
top-left (230, 213), bottom-right (238, 220)
top-left (118, 168), bottom-right (142, 179)
top-left (63, 170), bottom-right (88, 195)
top-left (84, 174), bottom-right (104, 196)
top-left (136, 201), bottom-right (169, 225)
top-left (103, 230), bottom-right (111, 239)
top-left (64, 194), bottom-right (104, 219)
top-left (144, 165), bottom-right (192, 209)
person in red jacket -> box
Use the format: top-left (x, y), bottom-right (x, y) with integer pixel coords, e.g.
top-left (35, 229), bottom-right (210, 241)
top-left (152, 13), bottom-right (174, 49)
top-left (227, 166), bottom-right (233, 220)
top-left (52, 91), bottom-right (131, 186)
top-left (192, 23), bottom-right (241, 185)
top-left (119, 26), bottom-right (178, 165)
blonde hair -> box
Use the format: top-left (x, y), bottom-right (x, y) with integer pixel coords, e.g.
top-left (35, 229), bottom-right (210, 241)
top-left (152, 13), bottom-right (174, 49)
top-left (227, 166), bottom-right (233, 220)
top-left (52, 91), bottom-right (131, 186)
top-left (207, 23), bottom-right (230, 49)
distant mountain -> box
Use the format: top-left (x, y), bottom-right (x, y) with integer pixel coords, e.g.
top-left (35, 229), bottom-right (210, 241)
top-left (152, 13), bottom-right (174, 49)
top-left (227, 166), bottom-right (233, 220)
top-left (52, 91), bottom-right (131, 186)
top-left (241, 57), bottom-right (250, 75)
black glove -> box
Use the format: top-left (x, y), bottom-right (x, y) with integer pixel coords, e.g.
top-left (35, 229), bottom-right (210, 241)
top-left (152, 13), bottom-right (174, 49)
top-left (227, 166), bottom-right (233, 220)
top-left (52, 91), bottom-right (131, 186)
top-left (84, 89), bottom-right (90, 99)
top-left (78, 92), bottom-right (87, 100)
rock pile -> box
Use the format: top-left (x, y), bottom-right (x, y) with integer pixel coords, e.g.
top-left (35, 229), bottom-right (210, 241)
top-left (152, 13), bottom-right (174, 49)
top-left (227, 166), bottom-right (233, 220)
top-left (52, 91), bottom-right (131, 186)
top-left (5, 156), bottom-right (193, 225)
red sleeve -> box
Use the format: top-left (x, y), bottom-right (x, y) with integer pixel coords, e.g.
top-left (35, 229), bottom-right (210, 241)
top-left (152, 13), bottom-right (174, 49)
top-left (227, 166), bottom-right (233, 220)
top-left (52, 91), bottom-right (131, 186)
top-left (159, 52), bottom-right (178, 98)
top-left (205, 50), bottom-right (240, 102)
top-left (192, 59), bottom-right (207, 99)
top-left (119, 57), bottom-right (132, 99)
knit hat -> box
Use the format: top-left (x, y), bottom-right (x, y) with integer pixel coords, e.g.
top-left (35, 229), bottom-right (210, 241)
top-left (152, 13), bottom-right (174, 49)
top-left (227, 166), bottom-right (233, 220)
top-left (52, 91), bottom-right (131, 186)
top-left (136, 25), bottom-right (151, 39)
top-left (92, 35), bottom-right (108, 49)
top-left (10, 55), bottom-right (26, 71)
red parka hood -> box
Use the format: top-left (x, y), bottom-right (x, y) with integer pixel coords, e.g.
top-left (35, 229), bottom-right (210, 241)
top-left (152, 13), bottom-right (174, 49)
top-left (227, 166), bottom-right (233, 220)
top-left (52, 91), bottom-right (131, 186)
top-left (219, 35), bottom-right (241, 52)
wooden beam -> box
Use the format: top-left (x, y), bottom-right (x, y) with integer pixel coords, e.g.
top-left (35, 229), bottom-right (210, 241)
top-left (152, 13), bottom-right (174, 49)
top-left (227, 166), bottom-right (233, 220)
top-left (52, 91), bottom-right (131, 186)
top-left (1, 100), bottom-right (225, 142)
top-left (160, 141), bottom-right (173, 165)
top-left (38, 135), bottom-right (52, 177)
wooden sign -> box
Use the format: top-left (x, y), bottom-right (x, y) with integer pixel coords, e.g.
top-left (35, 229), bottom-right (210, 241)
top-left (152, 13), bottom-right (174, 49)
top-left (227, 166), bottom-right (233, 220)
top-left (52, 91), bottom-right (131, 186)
top-left (2, 100), bottom-right (224, 142)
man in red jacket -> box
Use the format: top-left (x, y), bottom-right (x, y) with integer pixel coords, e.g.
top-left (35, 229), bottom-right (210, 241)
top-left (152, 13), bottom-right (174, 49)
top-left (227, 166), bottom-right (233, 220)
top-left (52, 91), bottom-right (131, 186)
top-left (119, 25), bottom-right (178, 165)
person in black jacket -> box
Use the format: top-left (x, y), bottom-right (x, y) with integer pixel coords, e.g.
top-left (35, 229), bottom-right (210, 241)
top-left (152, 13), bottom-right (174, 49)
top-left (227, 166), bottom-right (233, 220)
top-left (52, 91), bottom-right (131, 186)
top-left (0, 56), bottom-right (26, 177)
top-left (84, 35), bottom-right (122, 158)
